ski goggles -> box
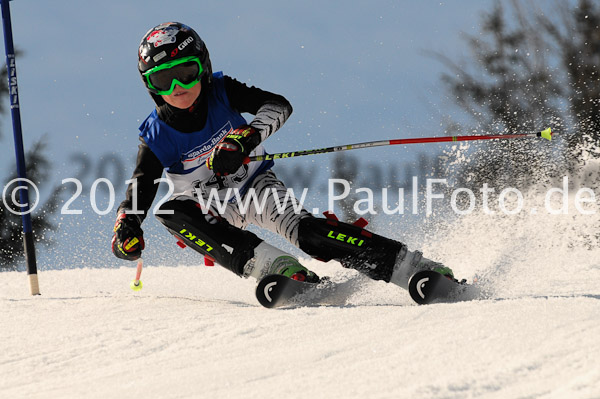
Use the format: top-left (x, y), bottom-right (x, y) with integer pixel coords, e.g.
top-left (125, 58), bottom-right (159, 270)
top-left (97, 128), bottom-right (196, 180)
top-left (142, 56), bottom-right (204, 96)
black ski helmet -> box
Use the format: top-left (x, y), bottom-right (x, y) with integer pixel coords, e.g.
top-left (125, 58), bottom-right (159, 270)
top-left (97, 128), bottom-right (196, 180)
top-left (138, 22), bottom-right (212, 105)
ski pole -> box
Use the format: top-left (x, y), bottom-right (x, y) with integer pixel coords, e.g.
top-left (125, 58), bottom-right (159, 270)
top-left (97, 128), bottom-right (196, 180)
top-left (246, 127), bottom-right (553, 163)
top-left (1, 0), bottom-right (39, 295)
top-left (130, 258), bottom-right (144, 291)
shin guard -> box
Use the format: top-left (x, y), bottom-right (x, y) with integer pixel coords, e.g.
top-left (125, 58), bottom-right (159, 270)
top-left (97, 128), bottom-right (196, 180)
top-left (155, 198), bottom-right (262, 276)
top-left (297, 214), bottom-right (405, 282)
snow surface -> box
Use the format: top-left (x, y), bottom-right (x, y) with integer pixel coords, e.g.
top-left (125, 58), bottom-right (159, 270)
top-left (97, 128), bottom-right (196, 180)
top-left (2, 189), bottom-right (600, 399)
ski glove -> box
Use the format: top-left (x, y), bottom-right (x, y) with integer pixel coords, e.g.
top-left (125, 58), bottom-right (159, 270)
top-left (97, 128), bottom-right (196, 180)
top-left (111, 213), bottom-right (145, 261)
top-left (206, 125), bottom-right (261, 176)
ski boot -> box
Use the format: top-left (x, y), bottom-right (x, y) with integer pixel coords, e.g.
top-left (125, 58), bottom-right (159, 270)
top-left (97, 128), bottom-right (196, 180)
top-left (431, 262), bottom-right (467, 284)
top-left (432, 266), bottom-right (454, 278)
top-left (270, 255), bottom-right (320, 283)
top-left (389, 249), bottom-right (457, 289)
top-left (244, 241), bottom-right (319, 282)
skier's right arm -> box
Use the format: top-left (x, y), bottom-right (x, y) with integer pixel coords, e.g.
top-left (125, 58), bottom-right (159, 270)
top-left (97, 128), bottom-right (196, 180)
top-left (117, 138), bottom-right (164, 219)
top-left (112, 139), bottom-right (164, 261)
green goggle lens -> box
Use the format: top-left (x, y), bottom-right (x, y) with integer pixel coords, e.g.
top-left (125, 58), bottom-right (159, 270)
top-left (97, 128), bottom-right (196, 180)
top-left (143, 56), bottom-right (204, 95)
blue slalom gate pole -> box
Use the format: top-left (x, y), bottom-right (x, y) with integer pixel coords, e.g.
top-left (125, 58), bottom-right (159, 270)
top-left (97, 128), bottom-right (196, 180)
top-left (1, 0), bottom-right (39, 295)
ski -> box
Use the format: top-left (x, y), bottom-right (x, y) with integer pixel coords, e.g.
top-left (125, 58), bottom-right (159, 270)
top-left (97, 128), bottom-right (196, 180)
top-left (255, 274), bottom-right (336, 308)
top-left (257, 270), bottom-right (481, 308)
top-left (408, 270), bottom-right (481, 305)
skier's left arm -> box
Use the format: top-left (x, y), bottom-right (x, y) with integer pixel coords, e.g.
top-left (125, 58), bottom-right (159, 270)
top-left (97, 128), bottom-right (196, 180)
top-left (225, 75), bottom-right (293, 141)
top-left (207, 76), bottom-right (293, 175)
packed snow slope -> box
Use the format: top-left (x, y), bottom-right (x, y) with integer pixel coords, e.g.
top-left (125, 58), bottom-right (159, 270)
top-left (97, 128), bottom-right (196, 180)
top-left (2, 187), bottom-right (600, 399)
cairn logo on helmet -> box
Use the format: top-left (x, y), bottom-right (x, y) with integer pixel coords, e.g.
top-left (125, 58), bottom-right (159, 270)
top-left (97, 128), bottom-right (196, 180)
top-left (147, 27), bottom-right (179, 48)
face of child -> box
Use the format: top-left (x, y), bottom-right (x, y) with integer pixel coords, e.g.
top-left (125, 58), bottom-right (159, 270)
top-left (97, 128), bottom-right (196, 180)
top-left (161, 81), bottom-right (202, 109)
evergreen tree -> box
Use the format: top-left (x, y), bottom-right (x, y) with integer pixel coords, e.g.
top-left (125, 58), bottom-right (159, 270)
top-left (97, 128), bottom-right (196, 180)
top-left (0, 140), bottom-right (59, 270)
top-left (438, 0), bottom-right (599, 190)
top-left (541, 0), bottom-right (600, 166)
top-left (0, 58), bottom-right (58, 270)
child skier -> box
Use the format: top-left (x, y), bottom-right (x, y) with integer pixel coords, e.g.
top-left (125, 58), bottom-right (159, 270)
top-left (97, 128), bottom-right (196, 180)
top-left (111, 22), bottom-right (453, 290)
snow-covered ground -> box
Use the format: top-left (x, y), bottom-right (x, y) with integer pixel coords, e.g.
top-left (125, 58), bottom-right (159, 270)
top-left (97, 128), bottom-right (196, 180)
top-left (2, 188), bottom-right (599, 399)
